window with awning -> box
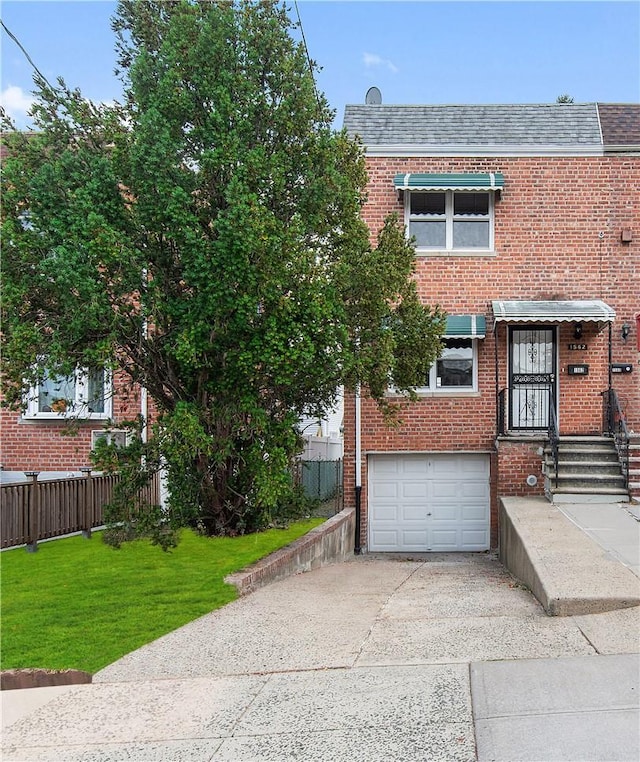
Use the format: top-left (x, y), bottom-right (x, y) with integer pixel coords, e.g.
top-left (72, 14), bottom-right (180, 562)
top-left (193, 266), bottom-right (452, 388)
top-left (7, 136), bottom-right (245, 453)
top-left (397, 174), bottom-right (503, 252)
top-left (445, 315), bottom-right (486, 338)
top-left (407, 315), bottom-right (485, 393)
top-left (394, 173), bottom-right (504, 192)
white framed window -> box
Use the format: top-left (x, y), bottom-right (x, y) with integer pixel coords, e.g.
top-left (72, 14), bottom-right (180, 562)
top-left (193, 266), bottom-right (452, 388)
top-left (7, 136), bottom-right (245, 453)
top-left (417, 338), bottom-right (478, 393)
top-left (406, 191), bottom-right (495, 252)
top-left (24, 367), bottom-right (112, 420)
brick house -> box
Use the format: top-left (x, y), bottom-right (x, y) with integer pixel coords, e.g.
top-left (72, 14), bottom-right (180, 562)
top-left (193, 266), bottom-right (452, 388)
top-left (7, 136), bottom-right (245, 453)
top-left (0, 368), bottom-right (145, 476)
top-left (342, 102), bottom-right (639, 553)
top-left (0, 136), bottom-right (146, 477)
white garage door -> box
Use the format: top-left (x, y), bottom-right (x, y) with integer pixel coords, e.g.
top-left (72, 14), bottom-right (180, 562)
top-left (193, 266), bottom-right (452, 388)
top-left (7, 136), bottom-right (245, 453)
top-left (368, 453), bottom-right (490, 552)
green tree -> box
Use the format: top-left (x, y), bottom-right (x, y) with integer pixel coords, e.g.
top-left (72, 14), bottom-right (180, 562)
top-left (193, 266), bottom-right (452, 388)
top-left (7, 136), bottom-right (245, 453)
top-left (1, 0), bottom-right (444, 544)
top-left (556, 94), bottom-right (575, 103)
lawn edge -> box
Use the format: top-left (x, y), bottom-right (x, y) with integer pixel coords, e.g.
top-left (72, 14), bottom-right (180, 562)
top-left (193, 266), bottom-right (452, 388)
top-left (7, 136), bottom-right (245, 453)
top-left (225, 507), bottom-right (355, 595)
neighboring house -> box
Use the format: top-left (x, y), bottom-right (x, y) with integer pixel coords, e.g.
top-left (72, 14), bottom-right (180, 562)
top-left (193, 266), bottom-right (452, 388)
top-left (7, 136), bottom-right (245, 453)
top-left (298, 389), bottom-right (344, 460)
top-left (342, 101), bottom-right (639, 553)
top-left (0, 362), bottom-right (336, 474)
top-left (0, 135), bottom-right (145, 476)
top-left (0, 362), bottom-right (342, 475)
top-left (0, 368), bottom-right (144, 475)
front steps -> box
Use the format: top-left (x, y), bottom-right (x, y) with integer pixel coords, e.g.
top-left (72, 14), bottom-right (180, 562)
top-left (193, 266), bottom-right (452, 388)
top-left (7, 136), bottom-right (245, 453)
top-left (544, 436), bottom-right (629, 503)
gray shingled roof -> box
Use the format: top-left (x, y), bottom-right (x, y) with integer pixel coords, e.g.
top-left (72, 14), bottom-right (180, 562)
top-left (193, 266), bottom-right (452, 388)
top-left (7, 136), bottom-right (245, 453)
top-left (343, 103), bottom-right (603, 146)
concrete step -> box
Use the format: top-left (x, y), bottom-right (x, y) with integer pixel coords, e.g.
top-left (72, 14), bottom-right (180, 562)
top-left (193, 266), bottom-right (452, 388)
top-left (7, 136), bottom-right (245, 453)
top-left (551, 492), bottom-right (629, 504)
top-left (547, 468), bottom-right (624, 480)
top-left (544, 460), bottom-right (623, 476)
top-left (552, 452), bottom-right (620, 464)
top-left (546, 445), bottom-right (619, 460)
top-left (555, 435), bottom-right (613, 443)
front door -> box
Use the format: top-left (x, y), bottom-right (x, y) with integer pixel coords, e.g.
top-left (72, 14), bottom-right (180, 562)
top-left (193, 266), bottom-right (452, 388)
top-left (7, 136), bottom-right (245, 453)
top-left (509, 327), bottom-right (556, 430)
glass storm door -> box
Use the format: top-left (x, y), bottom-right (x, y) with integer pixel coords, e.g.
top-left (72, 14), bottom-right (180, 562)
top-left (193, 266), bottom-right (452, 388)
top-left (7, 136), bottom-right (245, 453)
top-left (509, 327), bottom-right (556, 430)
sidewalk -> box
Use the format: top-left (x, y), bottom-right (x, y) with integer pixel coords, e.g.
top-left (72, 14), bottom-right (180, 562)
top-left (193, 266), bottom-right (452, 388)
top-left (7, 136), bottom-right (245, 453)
top-left (2, 503), bottom-right (640, 761)
top-left (557, 500), bottom-right (640, 577)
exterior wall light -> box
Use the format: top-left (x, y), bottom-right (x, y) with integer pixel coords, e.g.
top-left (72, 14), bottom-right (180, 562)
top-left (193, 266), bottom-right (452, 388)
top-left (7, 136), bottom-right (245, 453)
top-left (621, 323), bottom-right (631, 342)
top-left (573, 322), bottom-right (583, 340)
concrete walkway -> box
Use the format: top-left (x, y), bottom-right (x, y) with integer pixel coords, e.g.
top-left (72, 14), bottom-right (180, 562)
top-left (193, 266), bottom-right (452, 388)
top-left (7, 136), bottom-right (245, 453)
top-left (3, 502), bottom-right (640, 761)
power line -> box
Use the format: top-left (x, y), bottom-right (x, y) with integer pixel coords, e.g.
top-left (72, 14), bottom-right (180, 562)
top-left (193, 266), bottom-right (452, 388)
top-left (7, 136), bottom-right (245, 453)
top-left (1, 19), bottom-right (57, 92)
top-left (293, 0), bottom-right (323, 116)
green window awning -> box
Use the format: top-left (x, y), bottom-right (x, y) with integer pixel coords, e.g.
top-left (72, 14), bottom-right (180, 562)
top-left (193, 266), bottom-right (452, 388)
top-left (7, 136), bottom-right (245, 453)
top-left (394, 173), bottom-right (504, 192)
top-left (445, 315), bottom-right (486, 338)
top-left (491, 300), bottom-right (616, 323)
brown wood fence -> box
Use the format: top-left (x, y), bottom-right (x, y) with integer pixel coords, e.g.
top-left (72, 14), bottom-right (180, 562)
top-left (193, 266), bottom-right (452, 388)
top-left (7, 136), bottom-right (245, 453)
top-left (1, 471), bottom-right (160, 550)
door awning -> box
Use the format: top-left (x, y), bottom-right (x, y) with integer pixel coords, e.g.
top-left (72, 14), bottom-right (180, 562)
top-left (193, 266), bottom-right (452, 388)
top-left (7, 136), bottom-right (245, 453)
top-left (491, 300), bottom-right (616, 323)
top-left (394, 173), bottom-right (504, 192)
top-left (445, 315), bottom-right (486, 338)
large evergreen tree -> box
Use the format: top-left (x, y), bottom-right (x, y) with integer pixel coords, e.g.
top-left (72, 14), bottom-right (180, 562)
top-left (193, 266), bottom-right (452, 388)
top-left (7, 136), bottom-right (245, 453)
top-left (1, 0), bottom-right (443, 544)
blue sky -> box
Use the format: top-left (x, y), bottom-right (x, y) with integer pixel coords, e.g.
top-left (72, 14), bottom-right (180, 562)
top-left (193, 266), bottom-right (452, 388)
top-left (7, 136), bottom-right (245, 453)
top-left (2, 1), bottom-right (639, 129)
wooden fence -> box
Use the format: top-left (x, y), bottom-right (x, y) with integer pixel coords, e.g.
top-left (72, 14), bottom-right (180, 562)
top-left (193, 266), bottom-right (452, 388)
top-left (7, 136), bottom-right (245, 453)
top-left (1, 471), bottom-right (160, 550)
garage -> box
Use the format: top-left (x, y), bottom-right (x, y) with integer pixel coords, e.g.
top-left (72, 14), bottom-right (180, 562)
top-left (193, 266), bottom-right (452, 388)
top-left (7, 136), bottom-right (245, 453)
top-left (368, 453), bottom-right (490, 552)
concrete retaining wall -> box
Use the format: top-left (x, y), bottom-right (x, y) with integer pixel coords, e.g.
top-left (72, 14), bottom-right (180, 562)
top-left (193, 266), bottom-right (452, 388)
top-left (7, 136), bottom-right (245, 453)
top-left (225, 507), bottom-right (355, 595)
top-left (499, 498), bottom-right (549, 611)
top-left (500, 496), bottom-right (640, 616)
top-left (1, 669), bottom-right (92, 690)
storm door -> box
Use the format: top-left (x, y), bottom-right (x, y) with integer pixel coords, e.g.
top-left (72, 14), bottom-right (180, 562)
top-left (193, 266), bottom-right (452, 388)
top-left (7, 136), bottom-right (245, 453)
top-left (509, 327), bottom-right (556, 430)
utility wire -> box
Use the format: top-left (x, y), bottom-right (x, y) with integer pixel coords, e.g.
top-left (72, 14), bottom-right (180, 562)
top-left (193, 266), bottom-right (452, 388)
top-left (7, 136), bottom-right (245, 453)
top-left (1, 19), bottom-right (57, 92)
top-left (293, 0), bottom-right (323, 115)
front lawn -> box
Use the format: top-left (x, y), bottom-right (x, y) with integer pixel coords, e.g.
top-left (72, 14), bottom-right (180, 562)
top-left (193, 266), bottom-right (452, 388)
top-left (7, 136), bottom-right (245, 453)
top-left (0, 519), bottom-right (322, 674)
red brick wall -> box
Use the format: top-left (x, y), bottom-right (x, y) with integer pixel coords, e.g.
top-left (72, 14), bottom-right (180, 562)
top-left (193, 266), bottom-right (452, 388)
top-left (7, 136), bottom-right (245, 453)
top-left (497, 440), bottom-right (546, 496)
top-left (345, 153), bottom-right (639, 549)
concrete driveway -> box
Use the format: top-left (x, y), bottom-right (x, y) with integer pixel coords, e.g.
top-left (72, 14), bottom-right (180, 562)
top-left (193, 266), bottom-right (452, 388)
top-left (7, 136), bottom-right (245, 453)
top-left (3, 553), bottom-right (640, 761)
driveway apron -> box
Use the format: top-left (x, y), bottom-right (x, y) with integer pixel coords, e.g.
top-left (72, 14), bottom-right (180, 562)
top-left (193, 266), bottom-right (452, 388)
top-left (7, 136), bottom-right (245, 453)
top-left (3, 553), bottom-right (639, 761)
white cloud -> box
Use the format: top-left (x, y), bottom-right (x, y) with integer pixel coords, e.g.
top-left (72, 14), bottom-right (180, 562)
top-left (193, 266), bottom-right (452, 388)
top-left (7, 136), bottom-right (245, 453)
top-left (1, 85), bottom-right (35, 122)
top-left (363, 52), bottom-right (399, 75)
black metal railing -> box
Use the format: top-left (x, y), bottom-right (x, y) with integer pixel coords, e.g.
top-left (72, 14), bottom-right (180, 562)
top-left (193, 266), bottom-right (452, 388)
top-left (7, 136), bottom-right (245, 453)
top-left (497, 388), bottom-right (507, 435)
top-left (603, 389), bottom-right (630, 490)
top-left (548, 394), bottom-right (560, 488)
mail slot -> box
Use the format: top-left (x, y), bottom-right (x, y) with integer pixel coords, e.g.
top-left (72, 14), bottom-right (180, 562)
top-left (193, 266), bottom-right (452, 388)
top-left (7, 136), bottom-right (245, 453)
top-left (611, 363), bottom-right (633, 374)
top-left (568, 364), bottom-right (589, 375)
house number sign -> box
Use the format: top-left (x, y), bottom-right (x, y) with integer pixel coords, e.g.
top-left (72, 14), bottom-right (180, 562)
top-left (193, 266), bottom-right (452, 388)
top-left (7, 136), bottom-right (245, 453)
top-left (568, 343), bottom-right (587, 350)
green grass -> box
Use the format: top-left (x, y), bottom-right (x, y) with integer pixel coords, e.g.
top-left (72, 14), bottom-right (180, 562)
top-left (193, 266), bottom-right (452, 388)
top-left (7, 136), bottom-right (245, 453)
top-left (0, 519), bottom-right (323, 674)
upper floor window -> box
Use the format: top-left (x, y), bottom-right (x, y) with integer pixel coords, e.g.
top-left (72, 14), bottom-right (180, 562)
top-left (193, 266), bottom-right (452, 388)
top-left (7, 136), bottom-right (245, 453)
top-left (24, 367), bottom-right (112, 420)
top-left (394, 173), bottom-right (503, 255)
top-left (407, 190), bottom-right (494, 252)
